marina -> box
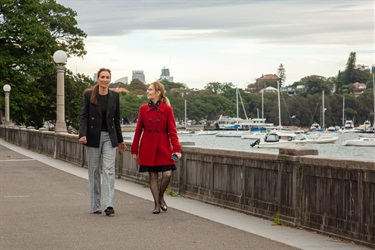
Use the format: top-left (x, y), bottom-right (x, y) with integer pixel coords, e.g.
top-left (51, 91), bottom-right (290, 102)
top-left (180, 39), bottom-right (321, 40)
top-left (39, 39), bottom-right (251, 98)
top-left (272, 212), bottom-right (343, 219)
top-left (123, 131), bottom-right (375, 161)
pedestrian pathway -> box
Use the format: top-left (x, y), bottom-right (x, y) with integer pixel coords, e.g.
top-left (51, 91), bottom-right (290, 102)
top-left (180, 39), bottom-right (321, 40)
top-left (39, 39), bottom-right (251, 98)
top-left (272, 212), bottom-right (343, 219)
top-left (0, 139), bottom-right (369, 249)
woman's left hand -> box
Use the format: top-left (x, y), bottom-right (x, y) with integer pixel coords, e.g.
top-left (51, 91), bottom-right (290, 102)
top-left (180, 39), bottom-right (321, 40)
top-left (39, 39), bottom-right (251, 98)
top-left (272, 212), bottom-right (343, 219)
top-left (173, 152), bottom-right (182, 159)
top-left (118, 142), bottom-right (126, 153)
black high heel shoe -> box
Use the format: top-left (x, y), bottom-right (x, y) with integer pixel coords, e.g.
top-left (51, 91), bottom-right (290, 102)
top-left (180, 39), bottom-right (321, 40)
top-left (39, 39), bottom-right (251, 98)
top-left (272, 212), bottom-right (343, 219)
top-left (152, 209), bottom-right (160, 214)
top-left (105, 207), bottom-right (115, 216)
top-left (160, 205), bottom-right (168, 212)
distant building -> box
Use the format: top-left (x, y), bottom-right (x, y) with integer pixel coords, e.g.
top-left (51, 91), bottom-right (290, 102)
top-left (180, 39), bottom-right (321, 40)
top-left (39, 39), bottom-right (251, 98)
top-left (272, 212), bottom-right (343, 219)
top-left (115, 77), bottom-right (128, 84)
top-left (159, 67), bottom-right (174, 82)
top-left (256, 74), bottom-right (280, 84)
top-left (132, 70), bottom-right (145, 83)
top-left (296, 85), bottom-right (305, 91)
top-left (354, 64), bottom-right (370, 71)
top-left (260, 86), bottom-right (278, 93)
top-left (247, 74), bottom-right (281, 93)
top-left (352, 82), bottom-right (367, 96)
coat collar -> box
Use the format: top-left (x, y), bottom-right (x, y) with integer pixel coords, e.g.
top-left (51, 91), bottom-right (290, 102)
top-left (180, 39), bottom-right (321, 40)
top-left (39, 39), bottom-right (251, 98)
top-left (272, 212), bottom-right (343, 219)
top-left (146, 100), bottom-right (166, 113)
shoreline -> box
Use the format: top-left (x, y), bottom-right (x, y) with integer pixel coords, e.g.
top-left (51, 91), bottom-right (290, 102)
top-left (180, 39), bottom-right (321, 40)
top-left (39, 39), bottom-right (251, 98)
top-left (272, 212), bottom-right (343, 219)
top-left (121, 125), bottom-right (308, 133)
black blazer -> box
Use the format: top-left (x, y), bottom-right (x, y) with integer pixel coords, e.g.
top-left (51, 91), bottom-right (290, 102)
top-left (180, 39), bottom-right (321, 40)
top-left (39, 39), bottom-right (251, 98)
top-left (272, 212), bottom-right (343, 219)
top-left (79, 90), bottom-right (124, 148)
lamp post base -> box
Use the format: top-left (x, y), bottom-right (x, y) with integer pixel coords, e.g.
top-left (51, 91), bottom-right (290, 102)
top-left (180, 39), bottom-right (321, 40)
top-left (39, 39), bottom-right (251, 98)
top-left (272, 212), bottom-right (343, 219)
top-left (55, 121), bottom-right (67, 133)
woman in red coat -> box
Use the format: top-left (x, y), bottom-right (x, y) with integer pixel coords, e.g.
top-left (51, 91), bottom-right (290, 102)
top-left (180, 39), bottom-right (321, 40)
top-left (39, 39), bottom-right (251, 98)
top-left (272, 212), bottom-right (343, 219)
top-left (131, 81), bottom-right (182, 214)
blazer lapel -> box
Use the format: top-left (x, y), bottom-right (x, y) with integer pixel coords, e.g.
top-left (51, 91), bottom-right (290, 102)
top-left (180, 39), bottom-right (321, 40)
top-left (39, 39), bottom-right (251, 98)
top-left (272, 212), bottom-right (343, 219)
top-left (94, 102), bottom-right (102, 117)
top-left (107, 91), bottom-right (115, 118)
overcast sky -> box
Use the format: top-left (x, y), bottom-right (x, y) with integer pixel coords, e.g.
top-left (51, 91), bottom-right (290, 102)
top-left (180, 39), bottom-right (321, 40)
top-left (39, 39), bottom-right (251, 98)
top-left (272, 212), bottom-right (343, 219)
top-left (56, 0), bottom-right (374, 89)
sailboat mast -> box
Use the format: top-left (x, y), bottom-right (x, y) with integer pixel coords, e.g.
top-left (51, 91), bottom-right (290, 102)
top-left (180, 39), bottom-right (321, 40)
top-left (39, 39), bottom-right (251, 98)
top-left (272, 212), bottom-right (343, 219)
top-left (277, 80), bottom-right (281, 128)
top-left (236, 87), bottom-right (239, 119)
top-left (322, 90), bottom-right (325, 129)
top-left (184, 99), bottom-right (187, 128)
top-left (342, 96), bottom-right (345, 127)
top-left (372, 65), bottom-right (375, 127)
top-left (262, 91), bottom-right (264, 124)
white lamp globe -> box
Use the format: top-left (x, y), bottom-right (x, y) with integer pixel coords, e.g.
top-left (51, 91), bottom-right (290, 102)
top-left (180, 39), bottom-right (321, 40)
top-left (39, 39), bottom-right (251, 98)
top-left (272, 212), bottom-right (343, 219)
top-left (3, 84), bottom-right (11, 92)
top-left (53, 50), bottom-right (67, 64)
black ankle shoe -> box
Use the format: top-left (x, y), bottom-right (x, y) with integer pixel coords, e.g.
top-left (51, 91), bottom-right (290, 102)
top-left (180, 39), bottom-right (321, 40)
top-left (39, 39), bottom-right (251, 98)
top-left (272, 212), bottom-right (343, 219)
top-left (160, 205), bottom-right (168, 212)
top-left (105, 207), bottom-right (115, 216)
top-left (152, 209), bottom-right (160, 214)
top-left (93, 210), bottom-right (102, 214)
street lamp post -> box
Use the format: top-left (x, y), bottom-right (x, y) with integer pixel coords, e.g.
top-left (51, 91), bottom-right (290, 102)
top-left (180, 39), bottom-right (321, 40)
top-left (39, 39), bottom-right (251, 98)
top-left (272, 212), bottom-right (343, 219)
top-left (3, 84), bottom-right (11, 124)
top-left (372, 65), bottom-right (375, 128)
top-left (53, 50), bottom-right (68, 133)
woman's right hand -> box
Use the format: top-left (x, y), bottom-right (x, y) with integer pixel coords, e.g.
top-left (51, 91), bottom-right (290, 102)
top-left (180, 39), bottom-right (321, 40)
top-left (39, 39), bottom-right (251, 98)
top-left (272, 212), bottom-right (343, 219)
top-left (132, 154), bottom-right (137, 160)
top-left (79, 136), bottom-right (87, 144)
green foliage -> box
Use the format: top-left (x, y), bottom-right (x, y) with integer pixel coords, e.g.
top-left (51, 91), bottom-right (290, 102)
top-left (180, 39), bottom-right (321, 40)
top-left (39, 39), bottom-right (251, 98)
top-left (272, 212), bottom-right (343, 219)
top-left (273, 212), bottom-right (282, 225)
top-left (126, 79), bottom-right (147, 91)
top-left (120, 94), bottom-right (147, 123)
top-left (204, 82), bottom-right (223, 94)
top-left (160, 80), bottom-right (187, 92)
top-left (344, 52), bottom-right (356, 85)
top-left (299, 75), bottom-right (330, 96)
top-left (277, 63), bottom-right (286, 84)
top-left (165, 187), bottom-right (180, 197)
top-left (110, 82), bottom-right (127, 88)
top-left (65, 72), bottom-right (92, 129)
top-left (0, 0), bottom-right (87, 128)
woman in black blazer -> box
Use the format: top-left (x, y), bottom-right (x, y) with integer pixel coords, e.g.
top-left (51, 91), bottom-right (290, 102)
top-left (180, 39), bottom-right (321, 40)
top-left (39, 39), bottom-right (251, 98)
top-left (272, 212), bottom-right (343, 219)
top-left (79, 68), bottom-right (126, 216)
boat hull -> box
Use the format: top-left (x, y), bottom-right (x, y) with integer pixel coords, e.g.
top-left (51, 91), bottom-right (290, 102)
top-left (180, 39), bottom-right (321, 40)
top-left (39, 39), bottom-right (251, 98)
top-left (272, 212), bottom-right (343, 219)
top-left (342, 138), bottom-right (375, 147)
top-left (254, 140), bottom-right (307, 148)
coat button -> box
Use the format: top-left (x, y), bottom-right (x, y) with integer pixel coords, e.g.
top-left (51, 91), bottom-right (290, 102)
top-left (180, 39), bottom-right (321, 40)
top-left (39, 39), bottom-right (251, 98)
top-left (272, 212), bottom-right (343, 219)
top-left (156, 130), bottom-right (160, 133)
top-left (157, 110), bottom-right (160, 113)
top-left (148, 128), bottom-right (152, 132)
top-left (156, 119), bottom-right (160, 123)
top-left (91, 117), bottom-right (94, 120)
top-left (90, 126), bottom-right (94, 128)
top-left (148, 118), bottom-right (152, 122)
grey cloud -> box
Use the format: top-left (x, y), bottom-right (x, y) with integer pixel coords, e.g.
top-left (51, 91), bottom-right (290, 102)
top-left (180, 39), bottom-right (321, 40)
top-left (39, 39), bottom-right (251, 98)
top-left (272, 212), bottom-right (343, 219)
top-left (58, 0), bottom-right (373, 45)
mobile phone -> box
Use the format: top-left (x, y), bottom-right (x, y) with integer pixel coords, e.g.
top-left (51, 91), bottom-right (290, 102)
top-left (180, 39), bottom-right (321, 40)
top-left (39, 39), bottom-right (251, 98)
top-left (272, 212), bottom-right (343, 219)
top-left (171, 153), bottom-right (179, 161)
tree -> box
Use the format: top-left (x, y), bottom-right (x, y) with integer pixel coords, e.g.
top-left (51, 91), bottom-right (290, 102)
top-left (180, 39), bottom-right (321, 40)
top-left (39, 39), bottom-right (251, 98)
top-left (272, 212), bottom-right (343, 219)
top-left (343, 52), bottom-right (356, 85)
top-left (160, 80), bottom-right (188, 92)
top-left (127, 79), bottom-right (147, 91)
top-left (65, 72), bottom-right (93, 130)
top-left (110, 82), bottom-right (127, 89)
top-left (277, 64), bottom-right (286, 85)
top-left (299, 75), bottom-right (332, 96)
top-left (204, 82), bottom-right (223, 94)
top-left (0, 0), bottom-right (86, 127)
top-left (120, 94), bottom-right (147, 123)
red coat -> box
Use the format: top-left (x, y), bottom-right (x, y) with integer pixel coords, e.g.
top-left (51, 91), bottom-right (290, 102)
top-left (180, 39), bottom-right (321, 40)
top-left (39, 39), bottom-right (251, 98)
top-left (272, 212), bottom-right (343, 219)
top-left (131, 101), bottom-right (181, 166)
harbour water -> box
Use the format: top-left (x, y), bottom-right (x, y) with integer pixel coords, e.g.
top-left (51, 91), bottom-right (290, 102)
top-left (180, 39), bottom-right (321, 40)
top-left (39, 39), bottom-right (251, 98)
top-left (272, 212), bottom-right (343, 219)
top-left (123, 132), bottom-right (375, 161)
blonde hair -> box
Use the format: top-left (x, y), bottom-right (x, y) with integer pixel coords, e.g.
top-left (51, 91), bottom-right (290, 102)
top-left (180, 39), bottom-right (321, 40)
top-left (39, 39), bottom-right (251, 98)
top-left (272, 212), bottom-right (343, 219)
top-left (151, 81), bottom-right (170, 106)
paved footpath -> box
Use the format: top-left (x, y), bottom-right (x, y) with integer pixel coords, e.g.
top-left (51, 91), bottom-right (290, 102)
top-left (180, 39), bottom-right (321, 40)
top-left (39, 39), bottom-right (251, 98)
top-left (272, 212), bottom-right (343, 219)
top-left (0, 139), bottom-right (370, 250)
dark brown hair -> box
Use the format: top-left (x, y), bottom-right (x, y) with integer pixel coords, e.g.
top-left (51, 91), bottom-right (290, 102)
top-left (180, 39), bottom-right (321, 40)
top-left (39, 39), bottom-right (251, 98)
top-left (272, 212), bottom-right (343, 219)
top-left (84, 68), bottom-right (111, 105)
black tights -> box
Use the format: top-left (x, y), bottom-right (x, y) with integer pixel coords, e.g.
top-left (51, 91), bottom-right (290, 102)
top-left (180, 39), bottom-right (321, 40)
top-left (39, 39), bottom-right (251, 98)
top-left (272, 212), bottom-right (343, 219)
top-left (149, 170), bottom-right (172, 209)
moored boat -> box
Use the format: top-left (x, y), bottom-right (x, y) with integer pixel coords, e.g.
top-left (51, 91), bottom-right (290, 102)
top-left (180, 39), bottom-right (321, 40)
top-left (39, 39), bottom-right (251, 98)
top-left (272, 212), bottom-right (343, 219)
top-left (177, 130), bottom-right (195, 135)
top-left (342, 137), bottom-right (375, 147)
top-left (196, 130), bottom-right (219, 136)
top-left (310, 122), bottom-right (321, 131)
top-left (299, 133), bottom-right (339, 144)
top-left (216, 130), bottom-right (248, 137)
top-left (340, 120), bottom-right (360, 133)
top-left (250, 133), bottom-right (307, 148)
